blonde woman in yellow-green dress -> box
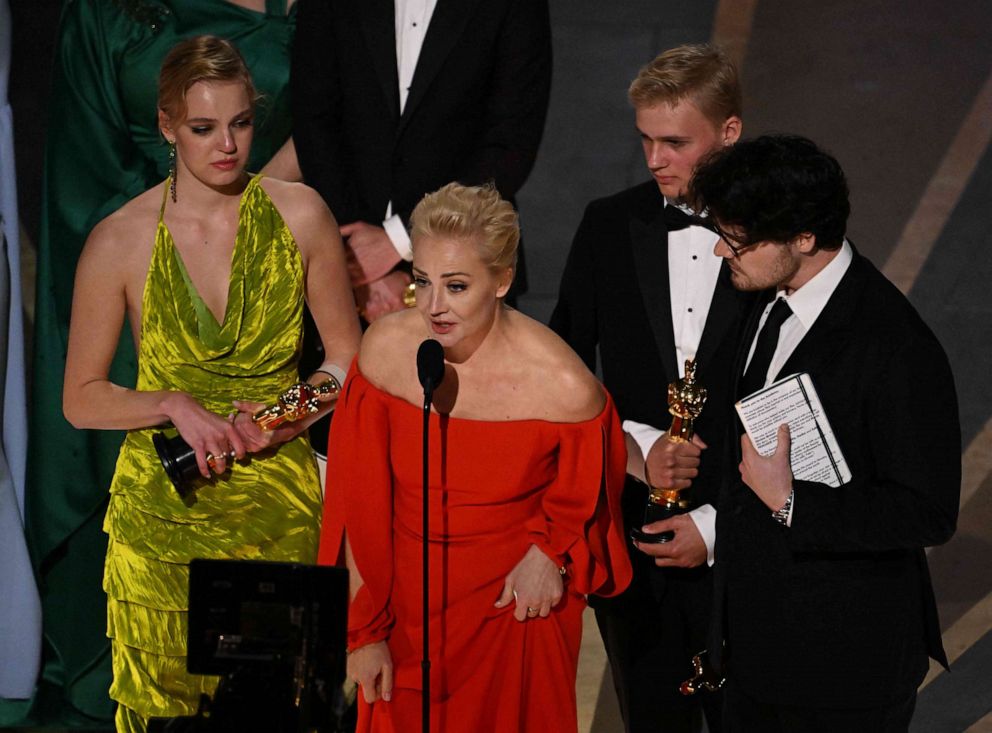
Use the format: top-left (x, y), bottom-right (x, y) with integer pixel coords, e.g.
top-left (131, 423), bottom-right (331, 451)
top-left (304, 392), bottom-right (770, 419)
top-left (62, 36), bottom-right (360, 732)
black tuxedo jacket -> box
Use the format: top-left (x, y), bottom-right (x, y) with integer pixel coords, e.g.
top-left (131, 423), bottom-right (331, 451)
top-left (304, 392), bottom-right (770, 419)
top-left (550, 181), bottom-right (756, 597)
top-left (291, 0), bottom-right (551, 288)
top-left (716, 250), bottom-right (959, 708)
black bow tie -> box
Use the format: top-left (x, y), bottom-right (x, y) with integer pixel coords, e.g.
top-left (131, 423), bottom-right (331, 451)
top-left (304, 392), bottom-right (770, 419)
top-left (664, 205), bottom-right (712, 233)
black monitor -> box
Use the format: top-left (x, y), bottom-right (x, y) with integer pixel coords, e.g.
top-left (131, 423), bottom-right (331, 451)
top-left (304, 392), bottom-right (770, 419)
top-left (182, 559), bottom-right (349, 732)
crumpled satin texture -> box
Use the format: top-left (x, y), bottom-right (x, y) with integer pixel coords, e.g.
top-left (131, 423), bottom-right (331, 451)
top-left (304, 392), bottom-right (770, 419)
top-left (103, 174), bottom-right (321, 726)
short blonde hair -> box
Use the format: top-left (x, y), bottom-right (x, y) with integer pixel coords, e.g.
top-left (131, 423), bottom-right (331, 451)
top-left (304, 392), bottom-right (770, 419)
top-left (410, 183), bottom-right (519, 273)
top-left (158, 35), bottom-right (260, 123)
top-left (628, 44), bottom-right (741, 126)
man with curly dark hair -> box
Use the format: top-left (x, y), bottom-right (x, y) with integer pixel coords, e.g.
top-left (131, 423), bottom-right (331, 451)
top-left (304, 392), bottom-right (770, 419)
top-left (692, 134), bottom-right (960, 732)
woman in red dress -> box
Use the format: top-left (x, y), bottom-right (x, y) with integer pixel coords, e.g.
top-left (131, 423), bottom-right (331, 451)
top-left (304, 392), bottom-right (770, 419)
top-left (319, 182), bottom-right (632, 732)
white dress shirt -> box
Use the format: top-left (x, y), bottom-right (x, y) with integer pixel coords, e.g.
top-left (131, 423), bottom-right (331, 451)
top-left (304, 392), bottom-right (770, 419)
top-left (744, 240), bottom-right (853, 382)
top-left (622, 200), bottom-right (722, 564)
top-left (669, 206), bottom-right (724, 373)
top-left (382, 0), bottom-right (438, 261)
top-left (744, 240), bottom-right (853, 525)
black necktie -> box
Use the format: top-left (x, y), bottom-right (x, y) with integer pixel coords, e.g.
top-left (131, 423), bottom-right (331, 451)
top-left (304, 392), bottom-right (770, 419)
top-left (664, 204), bottom-right (711, 233)
top-left (739, 298), bottom-right (793, 397)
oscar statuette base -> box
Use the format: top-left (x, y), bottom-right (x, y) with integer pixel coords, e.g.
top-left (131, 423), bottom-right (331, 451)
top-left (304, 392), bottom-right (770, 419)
top-left (629, 495), bottom-right (690, 544)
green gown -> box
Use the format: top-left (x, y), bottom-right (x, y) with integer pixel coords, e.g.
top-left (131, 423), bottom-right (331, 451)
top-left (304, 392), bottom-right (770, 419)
top-left (15, 1), bottom-right (296, 726)
top-left (105, 174), bottom-right (321, 732)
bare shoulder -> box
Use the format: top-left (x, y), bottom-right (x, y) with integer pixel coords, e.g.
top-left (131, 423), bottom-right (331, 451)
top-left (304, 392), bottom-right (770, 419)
top-left (357, 309), bottom-right (424, 394)
top-left (80, 185), bottom-right (161, 269)
top-left (259, 178), bottom-right (333, 228)
top-left (509, 312), bottom-right (606, 423)
top-left (259, 179), bottom-right (338, 262)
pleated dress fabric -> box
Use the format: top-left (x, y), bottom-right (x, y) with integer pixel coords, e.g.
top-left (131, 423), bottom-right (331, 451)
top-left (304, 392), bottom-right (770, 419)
top-left (103, 174), bottom-right (321, 731)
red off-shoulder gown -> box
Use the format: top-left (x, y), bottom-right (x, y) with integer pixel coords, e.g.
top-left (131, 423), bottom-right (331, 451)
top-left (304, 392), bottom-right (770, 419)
top-left (319, 367), bottom-right (632, 733)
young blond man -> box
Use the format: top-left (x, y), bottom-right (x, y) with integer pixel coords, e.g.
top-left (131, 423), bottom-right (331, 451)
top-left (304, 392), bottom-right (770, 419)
top-left (551, 44), bottom-right (752, 733)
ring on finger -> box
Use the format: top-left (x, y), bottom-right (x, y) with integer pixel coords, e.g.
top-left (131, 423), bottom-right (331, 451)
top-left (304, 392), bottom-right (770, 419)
top-left (526, 607), bottom-right (538, 617)
top-left (206, 450), bottom-right (236, 463)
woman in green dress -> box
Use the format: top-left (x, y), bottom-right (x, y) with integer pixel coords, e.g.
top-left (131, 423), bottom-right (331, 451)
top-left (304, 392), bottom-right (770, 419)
top-left (62, 36), bottom-right (360, 732)
top-left (24, 3), bottom-right (299, 722)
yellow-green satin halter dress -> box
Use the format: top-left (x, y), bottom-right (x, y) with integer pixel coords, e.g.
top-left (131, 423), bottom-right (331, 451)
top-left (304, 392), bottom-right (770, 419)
top-left (102, 174), bottom-right (322, 731)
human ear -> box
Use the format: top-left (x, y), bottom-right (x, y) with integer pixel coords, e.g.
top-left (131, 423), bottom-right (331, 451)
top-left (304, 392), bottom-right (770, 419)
top-left (722, 116), bottom-right (742, 145)
top-left (794, 232), bottom-right (816, 253)
top-left (158, 109), bottom-right (175, 144)
top-left (495, 268), bottom-right (514, 299)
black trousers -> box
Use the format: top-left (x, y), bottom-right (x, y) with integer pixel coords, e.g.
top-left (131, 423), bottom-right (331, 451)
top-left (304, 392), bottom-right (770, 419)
top-left (593, 563), bottom-right (722, 733)
top-left (723, 679), bottom-right (916, 733)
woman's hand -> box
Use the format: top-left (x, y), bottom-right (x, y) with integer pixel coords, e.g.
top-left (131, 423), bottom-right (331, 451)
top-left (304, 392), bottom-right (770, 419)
top-left (162, 392), bottom-right (246, 478)
top-left (348, 640), bottom-right (393, 704)
top-left (494, 544), bottom-right (564, 621)
top-left (230, 400), bottom-right (300, 453)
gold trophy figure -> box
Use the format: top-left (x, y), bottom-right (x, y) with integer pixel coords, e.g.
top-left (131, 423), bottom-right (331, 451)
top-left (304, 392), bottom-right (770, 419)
top-left (154, 376), bottom-right (342, 497)
top-left (630, 358), bottom-right (707, 544)
top-left (251, 378), bottom-right (342, 430)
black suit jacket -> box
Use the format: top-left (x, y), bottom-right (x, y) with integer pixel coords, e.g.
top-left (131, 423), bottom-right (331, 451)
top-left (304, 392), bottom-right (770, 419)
top-left (716, 250), bottom-right (959, 708)
top-left (550, 181), bottom-right (756, 600)
top-left (291, 0), bottom-right (551, 290)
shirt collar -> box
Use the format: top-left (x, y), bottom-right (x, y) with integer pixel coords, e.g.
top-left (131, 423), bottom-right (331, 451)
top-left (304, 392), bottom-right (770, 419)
top-left (779, 240), bottom-right (853, 330)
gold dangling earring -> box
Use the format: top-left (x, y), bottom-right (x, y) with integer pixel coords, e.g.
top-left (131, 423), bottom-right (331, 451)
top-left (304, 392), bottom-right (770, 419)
top-left (169, 140), bottom-right (177, 203)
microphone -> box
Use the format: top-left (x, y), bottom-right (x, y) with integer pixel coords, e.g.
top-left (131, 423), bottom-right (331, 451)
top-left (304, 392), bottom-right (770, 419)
top-left (417, 339), bottom-right (445, 395)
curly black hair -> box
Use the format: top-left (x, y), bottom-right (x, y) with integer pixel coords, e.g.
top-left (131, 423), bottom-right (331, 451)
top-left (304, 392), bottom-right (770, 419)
top-left (689, 134), bottom-right (850, 250)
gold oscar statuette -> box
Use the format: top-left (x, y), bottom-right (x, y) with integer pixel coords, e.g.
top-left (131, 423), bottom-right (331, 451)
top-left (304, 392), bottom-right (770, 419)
top-left (251, 377), bottom-right (342, 430)
top-left (155, 376), bottom-right (342, 497)
top-left (630, 358), bottom-right (708, 544)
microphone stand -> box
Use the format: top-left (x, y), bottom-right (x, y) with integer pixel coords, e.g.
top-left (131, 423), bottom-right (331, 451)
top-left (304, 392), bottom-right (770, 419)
top-left (416, 338), bottom-right (444, 733)
top-left (421, 382), bottom-right (432, 733)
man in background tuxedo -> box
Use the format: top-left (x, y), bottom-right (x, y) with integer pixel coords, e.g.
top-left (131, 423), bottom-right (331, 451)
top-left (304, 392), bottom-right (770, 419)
top-left (291, 0), bottom-right (551, 320)
top-left (691, 134), bottom-right (959, 732)
top-left (551, 45), bottom-right (753, 733)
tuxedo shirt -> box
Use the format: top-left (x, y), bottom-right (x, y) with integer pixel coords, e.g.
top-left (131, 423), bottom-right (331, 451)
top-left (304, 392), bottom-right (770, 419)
top-left (623, 205), bottom-right (723, 562)
top-left (383, 0), bottom-right (439, 259)
top-left (745, 241), bottom-right (853, 380)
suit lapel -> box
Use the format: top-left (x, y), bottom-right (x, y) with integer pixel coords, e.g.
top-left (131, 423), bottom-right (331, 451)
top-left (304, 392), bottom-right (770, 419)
top-left (398, 0), bottom-right (478, 135)
top-left (774, 254), bottom-right (864, 381)
top-left (629, 203), bottom-right (679, 379)
top-left (734, 289), bottom-right (771, 394)
top-left (695, 261), bottom-right (739, 372)
top-left (360, 0), bottom-right (400, 120)
top-left (726, 289), bottom-right (772, 468)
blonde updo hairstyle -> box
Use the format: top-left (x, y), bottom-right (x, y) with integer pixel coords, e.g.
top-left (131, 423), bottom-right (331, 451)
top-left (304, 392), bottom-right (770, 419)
top-left (158, 35), bottom-right (260, 126)
top-left (410, 182), bottom-right (519, 279)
